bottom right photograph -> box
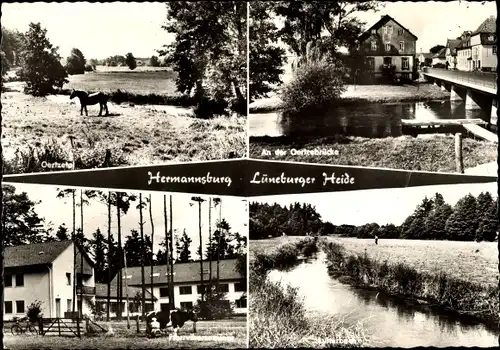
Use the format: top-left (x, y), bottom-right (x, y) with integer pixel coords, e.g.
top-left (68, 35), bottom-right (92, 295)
top-left (248, 181), bottom-right (498, 348)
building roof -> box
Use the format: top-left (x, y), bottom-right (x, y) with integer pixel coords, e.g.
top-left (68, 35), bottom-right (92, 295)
top-left (419, 52), bottom-right (433, 59)
top-left (433, 47), bottom-right (446, 58)
top-left (446, 39), bottom-right (462, 55)
top-left (359, 14), bottom-right (418, 42)
top-left (95, 283), bottom-right (157, 301)
top-left (113, 259), bottom-right (243, 287)
top-left (472, 16), bottom-right (496, 35)
top-left (4, 240), bottom-right (73, 268)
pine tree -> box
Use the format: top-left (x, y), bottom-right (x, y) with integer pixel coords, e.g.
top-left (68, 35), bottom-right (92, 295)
top-left (445, 194), bottom-right (478, 241)
top-left (176, 230), bottom-right (192, 263)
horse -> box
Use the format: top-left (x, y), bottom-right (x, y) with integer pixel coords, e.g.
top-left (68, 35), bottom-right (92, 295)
top-left (70, 89), bottom-right (109, 116)
top-left (145, 309), bottom-right (198, 337)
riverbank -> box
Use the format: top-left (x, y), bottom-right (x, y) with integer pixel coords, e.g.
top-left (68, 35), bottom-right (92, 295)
top-left (249, 237), bottom-right (366, 348)
top-left (249, 134), bottom-right (497, 173)
top-left (250, 84), bottom-right (450, 113)
top-left (321, 239), bottom-right (498, 328)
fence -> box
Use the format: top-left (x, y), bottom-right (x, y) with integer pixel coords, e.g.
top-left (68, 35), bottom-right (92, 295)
top-left (422, 67), bottom-right (497, 90)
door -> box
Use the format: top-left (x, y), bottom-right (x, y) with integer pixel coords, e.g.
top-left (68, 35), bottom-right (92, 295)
top-left (55, 298), bottom-right (61, 318)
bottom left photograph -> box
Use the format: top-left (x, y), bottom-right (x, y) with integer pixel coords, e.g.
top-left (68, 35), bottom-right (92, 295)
top-left (2, 183), bottom-right (248, 349)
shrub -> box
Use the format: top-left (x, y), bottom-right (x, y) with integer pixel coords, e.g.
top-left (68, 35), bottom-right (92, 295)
top-left (26, 300), bottom-right (43, 322)
top-left (84, 64), bottom-right (94, 72)
top-left (195, 288), bottom-right (233, 320)
top-left (280, 59), bottom-right (345, 135)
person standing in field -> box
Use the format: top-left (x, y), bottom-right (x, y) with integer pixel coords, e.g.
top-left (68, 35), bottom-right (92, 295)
top-left (375, 235), bottom-right (379, 245)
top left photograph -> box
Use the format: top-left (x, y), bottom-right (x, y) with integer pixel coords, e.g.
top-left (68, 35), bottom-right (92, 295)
top-left (1, 2), bottom-right (248, 175)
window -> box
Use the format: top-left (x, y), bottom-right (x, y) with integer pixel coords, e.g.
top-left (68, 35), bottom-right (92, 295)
top-left (180, 302), bottom-right (193, 310)
top-left (385, 43), bottom-right (391, 51)
top-left (371, 29), bottom-right (376, 34)
top-left (67, 299), bottom-right (72, 311)
top-left (197, 285), bottom-right (206, 295)
top-left (493, 46), bottom-right (497, 54)
top-left (384, 26), bottom-right (388, 34)
top-left (160, 303), bottom-right (171, 312)
top-left (66, 273), bottom-right (71, 285)
top-left (150, 273), bottom-right (160, 278)
top-left (16, 301), bottom-right (25, 314)
top-left (218, 284), bottom-right (229, 293)
top-left (399, 41), bottom-right (405, 51)
top-left (235, 298), bottom-right (247, 308)
top-left (489, 35), bottom-right (494, 41)
top-left (160, 287), bottom-right (169, 298)
top-left (387, 26), bottom-right (393, 35)
top-left (234, 282), bottom-right (247, 292)
top-left (478, 60), bottom-right (481, 68)
top-left (145, 303), bottom-right (154, 312)
top-left (383, 57), bottom-right (392, 65)
top-left (401, 57), bottom-right (409, 70)
top-left (398, 29), bottom-right (403, 35)
top-left (5, 301), bottom-right (13, 314)
top-left (5, 274), bottom-right (12, 287)
top-left (179, 286), bottom-right (192, 295)
top-left (371, 41), bottom-right (377, 50)
top-left (368, 57), bottom-right (375, 70)
top-left (15, 274), bottom-right (24, 287)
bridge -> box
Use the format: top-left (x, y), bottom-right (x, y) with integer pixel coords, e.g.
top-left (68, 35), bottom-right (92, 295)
top-left (421, 67), bottom-right (497, 125)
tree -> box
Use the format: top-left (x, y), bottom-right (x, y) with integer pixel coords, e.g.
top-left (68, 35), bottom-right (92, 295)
top-left (160, 2), bottom-right (247, 117)
top-left (475, 193), bottom-right (498, 242)
top-left (429, 45), bottom-right (446, 54)
top-left (124, 230), bottom-right (153, 267)
top-left (3, 184), bottom-right (45, 247)
top-left (88, 228), bottom-right (107, 283)
top-left (249, 1), bottom-right (287, 102)
top-left (445, 194), bottom-right (478, 241)
top-left (66, 48), bottom-right (86, 75)
top-left (17, 22), bottom-right (68, 96)
top-left (176, 230), bottom-right (192, 263)
top-left (55, 224), bottom-right (70, 241)
top-left (150, 55), bottom-right (160, 67)
top-left (1, 26), bottom-right (26, 67)
top-left (125, 53), bottom-right (137, 70)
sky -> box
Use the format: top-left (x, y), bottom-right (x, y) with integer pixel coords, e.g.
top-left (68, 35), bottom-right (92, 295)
top-left (252, 182), bottom-right (497, 227)
top-left (1, 2), bottom-right (175, 59)
top-left (5, 183), bottom-right (248, 258)
top-left (274, 1), bottom-right (496, 55)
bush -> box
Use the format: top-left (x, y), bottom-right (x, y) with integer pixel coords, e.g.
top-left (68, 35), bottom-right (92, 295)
top-left (195, 288), bottom-right (233, 320)
top-left (26, 300), bottom-right (43, 322)
top-left (281, 59), bottom-right (345, 121)
top-left (84, 64), bottom-right (94, 72)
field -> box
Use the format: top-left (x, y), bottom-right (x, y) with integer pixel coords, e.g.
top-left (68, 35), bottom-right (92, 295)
top-left (2, 87), bottom-right (246, 173)
top-left (250, 135), bottom-right (497, 173)
top-left (249, 84), bottom-right (450, 113)
top-left (64, 68), bottom-right (178, 95)
top-left (3, 317), bottom-right (247, 349)
top-left (323, 236), bottom-right (498, 287)
top-left (249, 236), bottom-right (306, 260)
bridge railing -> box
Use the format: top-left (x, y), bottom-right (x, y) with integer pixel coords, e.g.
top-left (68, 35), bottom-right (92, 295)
top-left (422, 67), bottom-right (497, 90)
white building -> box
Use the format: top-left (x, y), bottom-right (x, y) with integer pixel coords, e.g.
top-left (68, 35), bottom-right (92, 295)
top-left (432, 48), bottom-right (447, 66)
top-left (104, 259), bottom-right (247, 317)
top-left (469, 16), bottom-right (496, 71)
top-left (4, 240), bottom-right (95, 321)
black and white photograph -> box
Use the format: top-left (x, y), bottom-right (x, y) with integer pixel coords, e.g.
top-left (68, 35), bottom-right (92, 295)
top-left (249, 1), bottom-right (497, 175)
top-left (249, 182), bottom-right (498, 348)
top-left (2, 183), bottom-right (248, 349)
top-left (1, 2), bottom-right (247, 175)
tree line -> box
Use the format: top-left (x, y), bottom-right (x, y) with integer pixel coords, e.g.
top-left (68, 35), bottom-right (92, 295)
top-left (250, 191), bottom-right (498, 242)
top-left (3, 184), bottom-right (247, 320)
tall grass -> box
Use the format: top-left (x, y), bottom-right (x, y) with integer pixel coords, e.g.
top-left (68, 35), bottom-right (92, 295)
top-left (321, 241), bottom-right (498, 326)
top-left (250, 238), bottom-right (366, 348)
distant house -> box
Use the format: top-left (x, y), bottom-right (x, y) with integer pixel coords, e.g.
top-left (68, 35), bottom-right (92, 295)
top-left (432, 48), bottom-right (447, 66)
top-left (94, 283), bottom-right (157, 318)
top-left (470, 16), bottom-right (497, 71)
top-left (107, 259), bottom-right (247, 317)
top-left (417, 51), bottom-right (433, 68)
top-left (445, 39), bottom-right (462, 69)
top-left (456, 34), bottom-right (473, 71)
top-left (358, 14), bottom-right (418, 81)
top-left (4, 241), bottom-right (95, 321)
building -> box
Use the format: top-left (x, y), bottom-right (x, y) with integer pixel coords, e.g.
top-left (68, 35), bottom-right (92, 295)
top-left (417, 51), bottom-right (433, 68)
top-left (445, 39), bottom-right (462, 69)
top-left (470, 16), bottom-right (497, 71)
top-left (358, 14), bottom-right (418, 81)
top-left (432, 47), bottom-right (447, 66)
top-left (94, 283), bottom-right (157, 318)
top-left (456, 35), bottom-right (473, 71)
top-left (4, 240), bottom-right (95, 321)
top-left (106, 259), bottom-right (247, 317)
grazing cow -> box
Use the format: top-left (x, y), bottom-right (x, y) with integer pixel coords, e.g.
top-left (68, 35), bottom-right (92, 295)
top-left (70, 89), bottom-right (109, 116)
top-left (146, 309), bottom-right (198, 337)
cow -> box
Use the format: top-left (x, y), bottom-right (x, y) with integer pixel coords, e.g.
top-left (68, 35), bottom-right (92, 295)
top-left (145, 309), bottom-right (198, 337)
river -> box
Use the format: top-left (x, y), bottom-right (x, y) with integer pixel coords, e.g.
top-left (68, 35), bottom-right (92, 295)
top-left (249, 100), bottom-right (493, 138)
top-left (267, 252), bottom-right (498, 348)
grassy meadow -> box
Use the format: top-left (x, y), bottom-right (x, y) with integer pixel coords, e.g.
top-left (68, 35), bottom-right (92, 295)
top-left (250, 134), bottom-right (497, 173)
top-left (2, 71), bottom-right (246, 173)
top-left (3, 317), bottom-right (247, 349)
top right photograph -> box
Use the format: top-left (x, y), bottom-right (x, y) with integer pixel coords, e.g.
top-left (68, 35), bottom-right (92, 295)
top-left (249, 1), bottom-right (497, 175)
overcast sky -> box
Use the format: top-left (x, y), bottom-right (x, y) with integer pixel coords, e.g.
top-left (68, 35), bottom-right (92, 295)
top-left (5, 183), bottom-right (248, 258)
top-left (252, 182), bottom-right (497, 227)
top-left (1, 2), bottom-right (175, 59)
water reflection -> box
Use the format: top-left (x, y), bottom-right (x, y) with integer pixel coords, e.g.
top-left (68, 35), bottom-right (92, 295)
top-left (267, 253), bottom-right (498, 348)
top-left (249, 100), bottom-right (491, 138)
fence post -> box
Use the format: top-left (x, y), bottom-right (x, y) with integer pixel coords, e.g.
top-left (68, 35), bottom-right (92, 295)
top-left (77, 317), bottom-right (81, 338)
top-left (455, 133), bottom-right (464, 173)
top-left (38, 317), bottom-right (43, 336)
top-left (58, 318), bottom-right (61, 336)
top-left (136, 315), bottom-right (140, 334)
